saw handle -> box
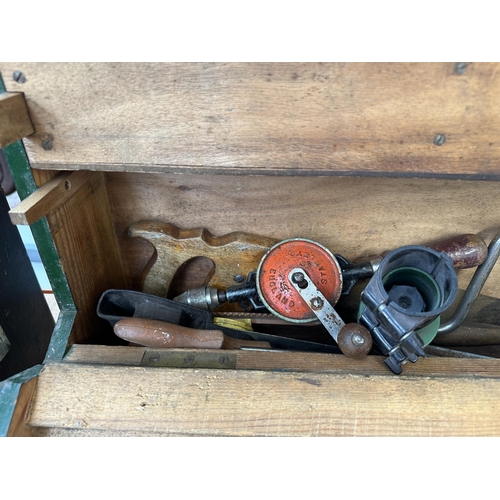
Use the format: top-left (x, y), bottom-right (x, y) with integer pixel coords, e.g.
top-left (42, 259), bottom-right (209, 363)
top-left (113, 317), bottom-right (270, 350)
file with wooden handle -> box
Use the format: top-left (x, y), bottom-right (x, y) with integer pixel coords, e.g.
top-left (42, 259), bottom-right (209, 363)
top-left (113, 317), bottom-right (271, 350)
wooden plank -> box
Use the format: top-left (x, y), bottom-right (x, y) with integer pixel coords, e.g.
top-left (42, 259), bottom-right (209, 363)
top-left (9, 170), bottom-right (95, 225)
top-left (64, 345), bottom-right (146, 366)
top-left (27, 362), bottom-right (500, 436)
top-left (2, 63), bottom-right (500, 178)
top-left (42, 172), bottom-right (127, 345)
top-left (6, 378), bottom-right (37, 437)
top-left (0, 92), bottom-right (35, 148)
top-left (106, 172), bottom-right (500, 299)
top-left (62, 345), bottom-right (500, 377)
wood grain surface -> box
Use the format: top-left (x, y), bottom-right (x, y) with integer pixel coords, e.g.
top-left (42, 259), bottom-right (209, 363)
top-left (27, 362), bottom-right (500, 436)
top-left (129, 221), bottom-right (277, 297)
top-left (9, 170), bottom-right (94, 225)
top-left (0, 92), bottom-right (34, 148)
top-left (106, 172), bottom-right (500, 299)
top-left (7, 378), bottom-right (37, 437)
top-left (2, 63), bottom-right (500, 178)
top-left (42, 172), bottom-right (127, 345)
top-left (63, 344), bottom-right (500, 377)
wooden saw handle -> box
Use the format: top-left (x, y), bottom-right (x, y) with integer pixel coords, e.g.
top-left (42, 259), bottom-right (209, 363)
top-left (114, 317), bottom-right (271, 350)
top-left (129, 221), bottom-right (278, 298)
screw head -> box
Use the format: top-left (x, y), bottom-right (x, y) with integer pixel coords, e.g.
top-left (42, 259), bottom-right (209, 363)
top-left (12, 71), bottom-right (26, 83)
top-left (310, 297), bottom-right (324, 310)
top-left (351, 333), bottom-right (366, 346)
top-left (233, 274), bottom-right (245, 283)
top-left (454, 62), bottom-right (468, 75)
top-left (291, 272), bottom-right (305, 284)
top-left (434, 134), bottom-right (446, 146)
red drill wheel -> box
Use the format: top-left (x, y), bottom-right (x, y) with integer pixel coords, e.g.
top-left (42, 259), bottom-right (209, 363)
top-left (256, 238), bottom-right (343, 323)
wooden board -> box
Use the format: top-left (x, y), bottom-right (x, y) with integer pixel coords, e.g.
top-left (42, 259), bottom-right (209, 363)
top-left (26, 362), bottom-right (500, 436)
top-left (0, 92), bottom-right (34, 148)
top-left (63, 344), bottom-right (500, 377)
top-left (9, 170), bottom-right (95, 225)
top-left (35, 171), bottom-right (127, 345)
top-left (6, 378), bottom-right (37, 437)
top-left (105, 172), bottom-right (500, 298)
top-left (2, 63), bottom-right (500, 178)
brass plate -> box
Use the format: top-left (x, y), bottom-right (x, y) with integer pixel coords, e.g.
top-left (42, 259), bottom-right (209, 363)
top-left (140, 349), bottom-right (237, 369)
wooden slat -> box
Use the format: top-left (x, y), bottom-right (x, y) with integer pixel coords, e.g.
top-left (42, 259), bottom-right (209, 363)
top-left (42, 172), bottom-right (127, 345)
top-left (2, 62), bottom-right (500, 178)
top-left (7, 378), bottom-right (37, 437)
top-left (64, 345), bottom-right (146, 366)
top-left (0, 92), bottom-right (35, 148)
top-left (9, 170), bottom-right (94, 225)
top-left (62, 345), bottom-right (500, 377)
top-left (106, 172), bottom-right (500, 299)
top-left (27, 362), bottom-right (500, 436)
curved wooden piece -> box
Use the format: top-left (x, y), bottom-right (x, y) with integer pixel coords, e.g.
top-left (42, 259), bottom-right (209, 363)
top-left (129, 221), bottom-right (278, 297)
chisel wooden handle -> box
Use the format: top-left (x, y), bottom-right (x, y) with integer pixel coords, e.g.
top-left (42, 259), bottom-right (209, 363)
top-left (114, 317), bottom-right (271, 350)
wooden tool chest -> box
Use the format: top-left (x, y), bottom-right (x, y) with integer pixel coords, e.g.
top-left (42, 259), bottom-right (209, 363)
top-left (2, 62), bottom-right (500, 436)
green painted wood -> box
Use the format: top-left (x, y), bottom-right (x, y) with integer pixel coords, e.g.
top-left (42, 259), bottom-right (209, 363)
top-left (1, 72), bottom-right (76, 368)
top-left (44, 308), bottom-right (77, 362)
top-left (0, 382), bottom-right (21, 436)
top-left (0, 73), bottom-right (74, 310)
top-left (0, 365), bottom-right (41, 436)
top-left (2, 142), bottom-right (74, 310)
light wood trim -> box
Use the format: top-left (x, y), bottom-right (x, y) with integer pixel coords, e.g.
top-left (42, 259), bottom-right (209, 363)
top-left (2, 63), bottom-right (500, 178)
top-left (0, 92), bottom-right (35, 148)
top-left (63, 345), bottom-right (500, 377)
top-left (6, 378), bottom-right (37, 437)
top-left (27, 362), bottom-right (500, 436)
top-left (9, 170), bottom-right (95, 225)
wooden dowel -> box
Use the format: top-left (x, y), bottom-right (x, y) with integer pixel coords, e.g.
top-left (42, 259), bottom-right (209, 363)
top-left (9, 170), bottom-right (95, 225)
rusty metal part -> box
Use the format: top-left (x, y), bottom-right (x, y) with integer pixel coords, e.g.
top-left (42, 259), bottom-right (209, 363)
top-left (438, 231), bottom-right (500, 335)
top-left (256, 238), bottom-right (343, 323)
top-left (337, 323), bottom-right (373, 359)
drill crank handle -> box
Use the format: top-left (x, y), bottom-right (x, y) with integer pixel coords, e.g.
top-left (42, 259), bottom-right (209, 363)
top-left (289, 268), bottom-right (373, 359)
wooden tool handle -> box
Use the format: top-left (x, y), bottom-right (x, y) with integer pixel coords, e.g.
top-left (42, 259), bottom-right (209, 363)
top-left (379, 234), bottom-right (488, 269)
top-left (114, 318), bottom-right (224, 349)
top-left (114, 317), bottom-right (272, 350)
top-left (425, 234), bottom-right (488, 269)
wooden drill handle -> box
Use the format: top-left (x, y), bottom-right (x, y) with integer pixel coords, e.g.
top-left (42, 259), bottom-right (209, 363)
top-left (114, 317), bottom-right (272, 350)
top-left (114, 318), bottom-right (224, 348)
top-left (379, 234), bottom-right (488, 269)
top-left (425, 233), bottom-right (488, 269)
